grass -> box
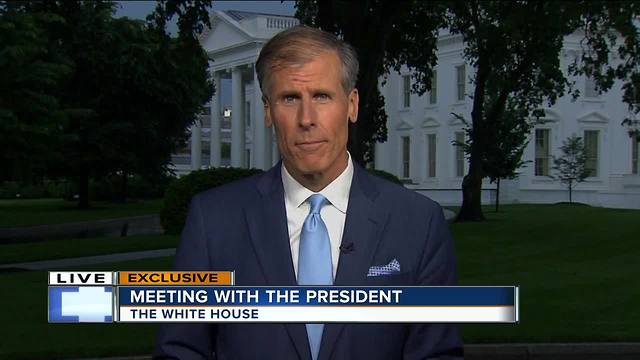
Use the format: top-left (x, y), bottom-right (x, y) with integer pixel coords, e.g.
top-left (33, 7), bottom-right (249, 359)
top-left (0, 198), bottom-right (164, 227)
top-left (0, 234), bottom-right (178, 264)
top-left (0, 204), bottom-right (638, 358)
top-left (452, 204), bottom-right (640, 342)
top-left (0, 257), bottom-right (172, 360)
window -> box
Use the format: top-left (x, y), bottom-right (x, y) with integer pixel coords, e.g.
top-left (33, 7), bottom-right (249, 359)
top-left (427, 134), bottom-right (437, 177)
top-left (584, 130), bottom-right (599, 177)
top-left (632, 135), bottom-right (639, 174)
top-left (429, 71), bottom-right (437, 105)
top-left (535, 129), bottom-right (550, 176)
top-left (402, 136), bottom-right (411, 178)
top-left (585, 77), bottom-right (598, 98)
top-left (246, 149), bottom-right (251, 168)
top-left (455, 131), bottom-right (465, 177)
top-left (402, 75), bottom-right (411, 108)
top-left (456, 65), bottom-right (466, 101)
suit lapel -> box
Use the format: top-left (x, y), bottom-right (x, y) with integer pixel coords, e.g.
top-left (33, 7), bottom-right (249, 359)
top-left (245, 164), bottom-right (311, 360)
top-left (318, 165), bottom-right (389, 360)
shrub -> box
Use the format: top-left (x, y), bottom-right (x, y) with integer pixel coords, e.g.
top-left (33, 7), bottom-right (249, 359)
top-left (0, 182), bottom-right (21, 199)
top-left (0, 179), bottom-right (72, 199)
top-left (88, 173), bottom-right (177, 201)
top-left (161, 167), bottom-right (263, 235)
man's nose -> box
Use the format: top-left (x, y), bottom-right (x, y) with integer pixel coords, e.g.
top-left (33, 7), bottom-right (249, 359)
top-left (297, 97), bottom-right (316, 128)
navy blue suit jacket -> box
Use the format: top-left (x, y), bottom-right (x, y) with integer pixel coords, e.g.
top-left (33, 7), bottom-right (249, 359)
top-left (154, 163), bottom-right (463, 359)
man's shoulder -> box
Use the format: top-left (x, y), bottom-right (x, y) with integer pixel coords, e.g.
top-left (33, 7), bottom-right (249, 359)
top-left (364, 170), bottom-right (441, 213)
top-left (191, 170), bottom-right (268, 208)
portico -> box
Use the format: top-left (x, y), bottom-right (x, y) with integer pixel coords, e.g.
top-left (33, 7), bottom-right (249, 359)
top-left (176, 10), bottom-right (298, 173)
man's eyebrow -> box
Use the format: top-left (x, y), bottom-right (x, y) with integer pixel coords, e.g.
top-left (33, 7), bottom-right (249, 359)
top-left (309, 88), bottom-right (337, 96)
top-left (273, 88), bottom-right (337, 98)
top-left (274, 89), bottom-right (301, 98)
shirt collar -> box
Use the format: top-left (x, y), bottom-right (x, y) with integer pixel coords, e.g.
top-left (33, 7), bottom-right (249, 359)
top-left (281, 152), bottom-right (353, 214)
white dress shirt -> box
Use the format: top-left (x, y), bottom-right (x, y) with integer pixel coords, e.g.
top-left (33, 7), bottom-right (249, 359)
top-left (281, 153), bottom-right (354, 280)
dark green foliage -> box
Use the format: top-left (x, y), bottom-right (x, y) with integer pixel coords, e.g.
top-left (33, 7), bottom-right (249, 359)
top-left (570, 1), bottom-right (640, 137)
top-left (367, 169), bottom-right (403, 185)
top-left (0, 6), bottom-right (70, 182)
top-left (161, 168), bottom-right (263, 235)
top-left (551, 134), bottom-right (590, 204)
top-left (1, 1), bottom-right (214, 208)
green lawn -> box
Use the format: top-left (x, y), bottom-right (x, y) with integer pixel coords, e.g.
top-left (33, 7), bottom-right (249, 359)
top-left (453, 204), bottom-right (640, 342)
top-left (0, 234), bottom-right (178, 264)
top-left (0, 198), bottom-right (163, 227)
top-left (0, 204), bottom-right (638, 359)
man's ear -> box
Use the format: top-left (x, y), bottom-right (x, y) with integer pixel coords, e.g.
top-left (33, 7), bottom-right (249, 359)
top-left (263, 95), bottom-right (272, 128)
top-left (348, 88), bottom-right (359, 123)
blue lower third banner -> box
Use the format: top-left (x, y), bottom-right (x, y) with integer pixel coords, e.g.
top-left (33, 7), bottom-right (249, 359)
top-left (117, 286), bottom-right (518, 323)
top-left (48, 286), bottom-right (113, 323)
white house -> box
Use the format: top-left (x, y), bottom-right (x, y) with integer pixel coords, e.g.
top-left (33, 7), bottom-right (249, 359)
top-left (172, 10), bottom-right (640, 209)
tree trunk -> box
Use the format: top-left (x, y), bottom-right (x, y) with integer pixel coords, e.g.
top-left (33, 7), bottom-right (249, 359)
top-left (77, 170), bottom-right (90, 209)
top-left (120, 170), bottom-right (128, 203)
top-left (569, 180), bottom-right (572, 203)
top-left (457, 160), bottom-right (485, 221)
top-left (457, 44), bottom-right (489, 222)
top-left (495, 178), bottom-right (500, 213)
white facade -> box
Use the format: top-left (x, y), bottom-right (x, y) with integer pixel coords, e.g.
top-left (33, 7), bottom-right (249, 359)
top-left (172, 10), bottom-right (640, 209)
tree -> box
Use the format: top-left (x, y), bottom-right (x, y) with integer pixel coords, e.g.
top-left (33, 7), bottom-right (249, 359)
top-left (572, 1), bottom-right (640, 138)
top-left (456, 97), bottom-right (533, 213)
top-left (447, 1), bottom-right (640, 221)
top-left (18, 0), bottom-right (214, 207)
top-left (32, 0), bottom-right (123, 208)
top-left (0, 5), bottom-right (70, 182)
top-left (446, 1), bottom-right (588, 221)
top-left (96, 16), bottom-right (213, 202)
top-left (551, 134), bottom-right (590, 204)
top-left (295, 0), bottom-right (446, 164)
top-left (481, 103), bottom-right (531, 213)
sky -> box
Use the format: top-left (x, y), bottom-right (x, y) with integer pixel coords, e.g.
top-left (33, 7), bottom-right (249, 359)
top-left (115, 0), bottom-right (296, 33)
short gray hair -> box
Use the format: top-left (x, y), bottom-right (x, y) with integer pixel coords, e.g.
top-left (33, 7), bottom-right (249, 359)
top-left (256, 25), bottom-right (359, 99)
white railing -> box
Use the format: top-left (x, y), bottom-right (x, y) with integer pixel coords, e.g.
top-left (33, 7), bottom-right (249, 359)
top-left (266, 17), bottom-right (298, 29)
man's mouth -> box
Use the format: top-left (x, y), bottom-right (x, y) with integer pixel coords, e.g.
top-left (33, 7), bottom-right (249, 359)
top-left (296, 140), bottom-right (326, 151)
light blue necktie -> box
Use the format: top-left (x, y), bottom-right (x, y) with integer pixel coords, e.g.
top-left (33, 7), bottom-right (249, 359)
top-left (298, 194), bottom-right (333, 360)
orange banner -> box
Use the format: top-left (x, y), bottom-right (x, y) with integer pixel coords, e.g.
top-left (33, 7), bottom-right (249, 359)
top-left (118, 271), bottom-right (233, 285)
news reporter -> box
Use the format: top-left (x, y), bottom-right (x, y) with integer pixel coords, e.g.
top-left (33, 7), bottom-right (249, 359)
top-left (154, 25), bottom-right (462, 360)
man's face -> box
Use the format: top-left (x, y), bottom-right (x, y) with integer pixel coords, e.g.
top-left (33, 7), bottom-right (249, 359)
top-left (264, 50), bottom-right (358, 187)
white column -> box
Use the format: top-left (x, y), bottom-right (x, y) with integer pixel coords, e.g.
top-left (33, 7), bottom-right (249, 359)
top-left (190, 120), bottom-right (202, 170)
top-left (209, 71), bottom-right (221, 167)
top-left (253, 66), bottom-right (270, 170)
top-left (231, 66), bottom-right (245, 167)
top-left (374, 141), bottom-right (384, 170)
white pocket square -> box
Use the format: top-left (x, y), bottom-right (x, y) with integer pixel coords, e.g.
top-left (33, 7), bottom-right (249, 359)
top-left (367, 258), bottom-right (401, 277)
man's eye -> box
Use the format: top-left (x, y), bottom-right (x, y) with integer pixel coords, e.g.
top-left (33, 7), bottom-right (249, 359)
top-left (281, 95), bottom-right (299, 105)
top-left (314, 94), bottom-right (330, 102)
